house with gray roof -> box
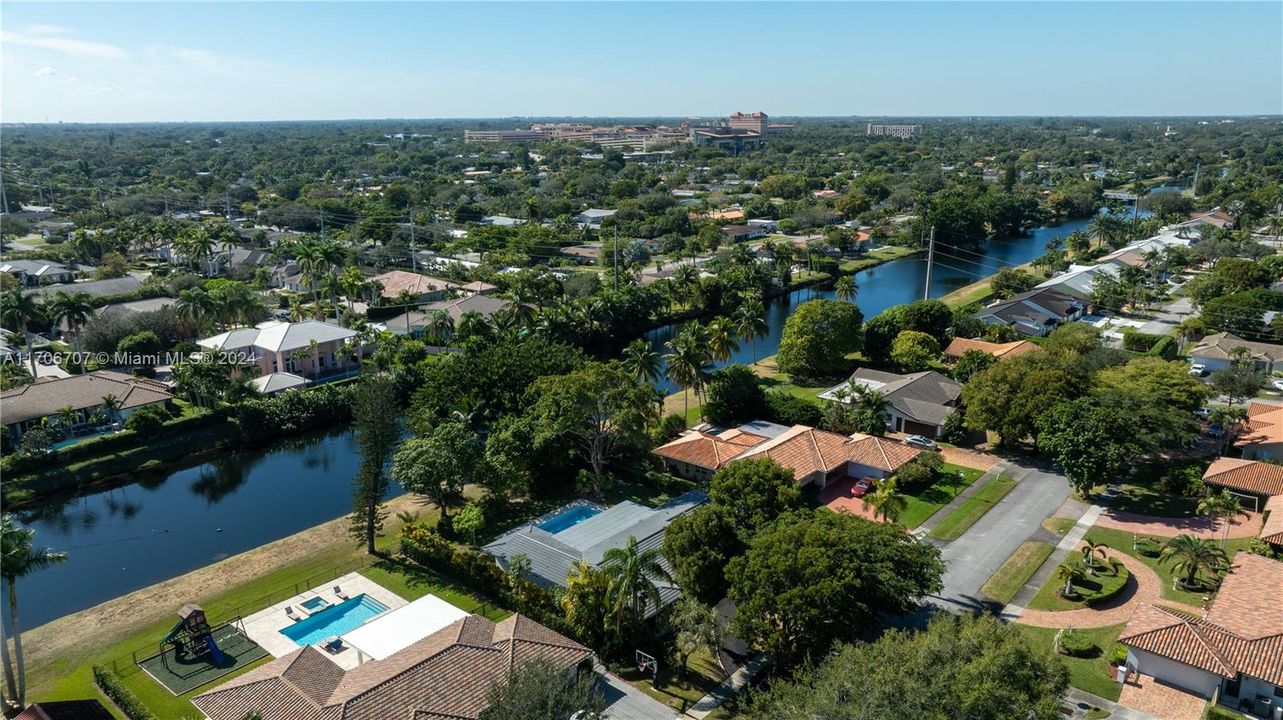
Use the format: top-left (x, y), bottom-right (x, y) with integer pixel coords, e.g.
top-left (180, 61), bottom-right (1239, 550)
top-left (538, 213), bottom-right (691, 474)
top-left (199, 320), bottom-right (359, 381)
top-left (485, 490), bottom-right (708, 615)
top-left (973, 287), bottom-right (1086, 337)
top-left (820, 368), bottom-right (962, 438)
top-left (1, 260), bottom-right (74, 287)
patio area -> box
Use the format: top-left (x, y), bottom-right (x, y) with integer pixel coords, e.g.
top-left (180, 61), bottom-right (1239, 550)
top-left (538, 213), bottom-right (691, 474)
top-left (819, 476), bottom-right (880, 521)
top-left (1118, 673), bottom-right (1208, 720)
top-left (240, 571), bottom-right (406, 668)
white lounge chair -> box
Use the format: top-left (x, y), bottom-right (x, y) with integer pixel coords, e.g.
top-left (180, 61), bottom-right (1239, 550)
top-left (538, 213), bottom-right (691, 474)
top-left (285, 605), bottom-right (302, 621)
top-left (333, 585), bottom-right (349, 600)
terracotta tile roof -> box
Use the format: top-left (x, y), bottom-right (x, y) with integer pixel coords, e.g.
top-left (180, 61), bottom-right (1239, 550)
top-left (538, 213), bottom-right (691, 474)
top-left (844, 434), bottom-right (921, 473)
top-left (652, 429), bottom-right (767, 471)
top-left (0, 370), bottom-right (172, 425)
top-left (943, 337), bottom-right (1039, 360)
top-left (1260, 494), bottom-right (1283, 545)
top-left (15, 701), bottom-right (115, 720)
top-left (735, 425), bottom-right (853, 481)
top-left (1120, 554), bottom-right (1283, 685)
top-left (1205, 553), bottom-right (1283, 639)
top-left (1234, 404), bottom-right (1283, 450)
top-left (192, 613), bottom-right (589, 720)
top-left (371, 270), bottom-right (454, 299)
top-left (1202, 457), bottom-right (1283, 497)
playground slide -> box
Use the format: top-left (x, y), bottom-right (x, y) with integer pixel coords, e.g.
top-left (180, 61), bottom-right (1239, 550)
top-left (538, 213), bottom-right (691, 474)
top-left (204, 634), bottom-right (227, 666)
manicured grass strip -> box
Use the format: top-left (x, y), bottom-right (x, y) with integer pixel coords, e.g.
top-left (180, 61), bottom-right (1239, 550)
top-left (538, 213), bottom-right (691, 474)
top-left (928, 474), bottom-right (1018, 541)
top-left (980, 541), bottom-right (1054, 605)
top-left (899, 463), bottom-right (984, 530)
top-left (1042, 517), bottom-right (1076, 536)
top-left (1011, 623), bottom-right (1126, 701)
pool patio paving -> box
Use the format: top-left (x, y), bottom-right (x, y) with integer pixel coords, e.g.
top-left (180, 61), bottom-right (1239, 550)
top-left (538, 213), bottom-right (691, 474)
top-left (240, 571), bottom-right (406, 668)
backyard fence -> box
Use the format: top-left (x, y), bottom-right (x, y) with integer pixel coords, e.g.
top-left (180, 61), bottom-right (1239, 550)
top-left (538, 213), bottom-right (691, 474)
top-left (103, 556), bottom-right (373, 677)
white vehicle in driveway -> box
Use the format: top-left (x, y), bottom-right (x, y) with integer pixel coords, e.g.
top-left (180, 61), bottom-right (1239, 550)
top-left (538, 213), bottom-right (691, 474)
top-left (1189, 363), bottom-right (1208, 377)
top-left (1271, 379), bottom-right (1283, 392)
top-left (904, 435), bottom-right (938, 451)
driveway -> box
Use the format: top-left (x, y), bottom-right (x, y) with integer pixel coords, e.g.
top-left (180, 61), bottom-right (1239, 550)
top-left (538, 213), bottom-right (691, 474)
top-left (596, 668), bottom-right (679, 720)
top-left (929, 461), bottom-right (1070, 613)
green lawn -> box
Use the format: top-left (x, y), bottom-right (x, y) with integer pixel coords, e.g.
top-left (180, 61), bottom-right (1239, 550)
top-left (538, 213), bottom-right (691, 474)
top-left (928, 474), bottom-right (1018, 541)
top-left (626, 646), bottom-right (727, 715)
top-left (1011, 624), bottom-right (1126, 701)
top-left (1043, 517), bottom-right (1076, 536)
top-left (1028, 559), bottom-right (1130, 611)
top-left (981, 541), bottom-right (1055, 605)
top-left (1075, 527), bottom-right (1253, 607)
top-left (1106, 482), bottom-right (1200, 518)
top-left (838, 245), bottom-right (921, 273)
top-left (30, 537), bottom-right (504, 720)
top-left (900, 463), bottom-right (984, 529)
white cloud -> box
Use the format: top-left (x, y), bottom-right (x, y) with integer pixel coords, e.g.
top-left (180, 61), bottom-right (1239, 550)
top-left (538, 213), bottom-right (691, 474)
top-left (0, 30), bottom-right (127, 60)
top-left (33, 66), bottom-right (58, 77)
top-left (20, 24), bottom-right (72, 35)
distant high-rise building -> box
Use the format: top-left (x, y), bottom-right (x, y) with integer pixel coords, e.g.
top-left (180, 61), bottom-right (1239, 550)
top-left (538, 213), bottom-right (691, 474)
top-left (867, 124), bottom-right (921, 139)
top-left (729, 111), bottom-right (769, 136)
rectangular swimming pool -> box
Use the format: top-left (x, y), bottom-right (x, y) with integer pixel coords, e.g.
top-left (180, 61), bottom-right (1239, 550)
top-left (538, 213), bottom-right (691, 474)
top-left (537, 505), bottom-right (602, 534)
top-left (280, 594), bottom-right (388, 647)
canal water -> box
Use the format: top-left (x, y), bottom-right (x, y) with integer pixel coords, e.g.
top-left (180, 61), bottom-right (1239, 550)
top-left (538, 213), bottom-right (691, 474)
top-left (648, 214), bottom-right (1107, 393)
top-left (17, 196), bottom-right (1179, 627)
top-left (13, 429), bottom-right (403, 629)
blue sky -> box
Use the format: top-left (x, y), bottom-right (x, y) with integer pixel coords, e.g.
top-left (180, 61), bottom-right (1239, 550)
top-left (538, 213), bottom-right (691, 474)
top-left (2, 2), bottom-right (1280, 123)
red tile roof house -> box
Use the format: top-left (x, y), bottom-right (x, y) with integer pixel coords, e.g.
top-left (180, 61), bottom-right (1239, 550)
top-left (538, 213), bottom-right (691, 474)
top-left (652, 421), bottom-right (919, 488)
top-left (370, 270), bottom-right (456, 303)
top-left (1118, 553), bottom-right (1283, 717)
top-left (1202, 456), bottom-right (1283, 512)
top-left (191, 614), bottom-right (590, 720)
top-left (942, 337), bottom-right (1039, 362)
top-left (1232, 402), bottom-right (1283, 465)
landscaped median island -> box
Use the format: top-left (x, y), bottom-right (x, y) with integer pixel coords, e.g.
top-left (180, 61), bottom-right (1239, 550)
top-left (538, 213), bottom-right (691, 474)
top-left (1028, 551), bottom-right (1130, 611)
top-left (980, 540), bottom-right (1055, 605)
top-left (927, 473), bottom-right (1018, 541)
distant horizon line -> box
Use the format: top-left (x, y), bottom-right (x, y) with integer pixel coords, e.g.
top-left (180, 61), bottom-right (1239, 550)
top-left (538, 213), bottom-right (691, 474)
top-left (4, 113), bottom-right (1281, 127)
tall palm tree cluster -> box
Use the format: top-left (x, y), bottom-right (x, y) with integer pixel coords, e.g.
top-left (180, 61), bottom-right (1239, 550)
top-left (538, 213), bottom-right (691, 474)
top-left (560, 536), bottom-right (671, 653)
top-left (645, 304), bottom-right (770, 425)
top-left (0, 287), bottom-right (95, 377)
top-left (177, 281), bottom-right (268, 335)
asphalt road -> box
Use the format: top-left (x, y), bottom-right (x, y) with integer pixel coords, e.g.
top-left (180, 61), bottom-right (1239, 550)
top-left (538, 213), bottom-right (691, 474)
top-left (929, 461), bottom-right (1071, 614)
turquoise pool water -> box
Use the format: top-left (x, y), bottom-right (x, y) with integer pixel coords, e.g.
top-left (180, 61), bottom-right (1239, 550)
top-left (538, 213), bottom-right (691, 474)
top-left (280, 594), bottom-right (388, 646)
top-left (300, 596), bottom-right (329, 612)
top-left (538, 505), bottom-right (602, 534)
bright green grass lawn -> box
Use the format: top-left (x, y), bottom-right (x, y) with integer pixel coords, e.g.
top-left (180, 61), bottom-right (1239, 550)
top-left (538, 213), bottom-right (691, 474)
top-left (1027, 559), bottom-right (1130, 611)
top-left (1106, 482), bottom-right (1200, 518)
top-left (628, 645), bottom-right (727, 715)
top-left (1011, 624), bottom-right (1126, 701)
top-left (899, 463), bottom-right (984, 529)
top-left (981, 541), bottom-right (1055, 605)
top-left (1077, 527), bottom-right (1253, 607)
top-left (928, 474), bottom-right (1018, 541)
top-left (31, 537), bottom-right (503, 720)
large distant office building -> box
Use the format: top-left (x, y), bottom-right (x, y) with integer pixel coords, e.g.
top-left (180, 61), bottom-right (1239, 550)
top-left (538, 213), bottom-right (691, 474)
top-left (867, 123), bottom-right (921, 139)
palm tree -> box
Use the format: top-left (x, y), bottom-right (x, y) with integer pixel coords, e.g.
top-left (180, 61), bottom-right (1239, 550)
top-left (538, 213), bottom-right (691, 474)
top-left (1197, 492), bottom-right (1246, 548)
top-left (427, 310), bottom-right (455, 348)
top-left (1, 288), bottom-right (46, 377)
top-left (834, 275), bottom-right (858, 303)
top-left (1080, 538), bottom-right (1110, 574)
top-left (1159, 534), bottom-right (1228, 591)
top-left (1065, 230), bottom-right (1091, 257)
top-left (866, 478), bottom-right (908, 523)
top-left (47, 291), bottom-right (94, 354)
top-left (184, 226), bottom-right (217, 274)
top-left (622, 338), bottom-right (662, 384)
top-left (340, 267), bottom-right (367, 315)
top-left (1, 514), bottom-right (68, 707)
top-left (1057, 562), bottom-right (1086, 597)
top-left (734, 300), bottom-right (769, 365)
top-left (1087, 214), bottom-right (1118, 250)
top-left (601, 536), bottom-right (672, 631)
top-left (1265, 214), bottom-right (1283, 249)
top-left (663, 323), bottom-right (710, 423)
top-left (705, 316), bottom-right (740, 364)
top-left (177, 287), bottom-right (213, 336)
top-left (99, 394), bottom-right (123, 426)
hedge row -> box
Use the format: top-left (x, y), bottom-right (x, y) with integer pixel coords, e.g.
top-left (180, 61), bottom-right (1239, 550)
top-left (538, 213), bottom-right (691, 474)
top-left (230, 381), bottom-right (357, 442)
top-left (0, 409), bottom-right (227, 475)
top-left (399, 523), bottom-right (564, 628)
top-left (92, 665), bottom-right (155, 720)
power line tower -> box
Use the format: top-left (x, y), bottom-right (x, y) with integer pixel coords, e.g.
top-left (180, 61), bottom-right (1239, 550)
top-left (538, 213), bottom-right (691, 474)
top-left (922, 225), bottom-right (936, 300)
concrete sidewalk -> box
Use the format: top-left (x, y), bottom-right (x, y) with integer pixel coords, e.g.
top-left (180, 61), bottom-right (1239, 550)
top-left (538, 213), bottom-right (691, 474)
top-left (1000, 504), bottom-right (1103, 621)
top-left (912, 461), bottom-right (1011, 539)
top-left (1064, 687), bottom-right (1162, 720)
top-left (683, 654), bottom-right (768, 719)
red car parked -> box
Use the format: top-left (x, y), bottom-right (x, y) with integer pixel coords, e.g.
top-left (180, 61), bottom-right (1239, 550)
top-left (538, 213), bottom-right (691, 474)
top-left (852, 477), bottom-right (878, 497)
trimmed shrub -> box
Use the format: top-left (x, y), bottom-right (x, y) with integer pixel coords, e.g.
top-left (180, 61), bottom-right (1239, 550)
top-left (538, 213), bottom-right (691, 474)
top-left (764, 389), bottom-right (822, 426)
top-left (93, 665), bottom-right (155, 720)
top-left (1147, 335), bottom-right (1177, 360)
top-left (124, 403), bottom-right (175, 432)
top-left (231, 382), bottom-right (356, 441)
top-left (1057, 630), bottom-right (1099, 658)
top-left (1135, 537), bottom-right (1162, 558)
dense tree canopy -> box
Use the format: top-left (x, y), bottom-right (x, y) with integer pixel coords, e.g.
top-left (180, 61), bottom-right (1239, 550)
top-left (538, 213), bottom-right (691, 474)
top-left (776, 299), bottom-right (863, 379)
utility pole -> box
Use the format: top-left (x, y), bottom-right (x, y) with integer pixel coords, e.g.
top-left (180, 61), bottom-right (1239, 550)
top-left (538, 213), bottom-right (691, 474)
top-left (923, 225), bottom-right (936, 300)
top-left (409, 207), bottom-right (418, 272)
top-left (1192, 163), bottom-right (1200, 200)
top-left (225, 191), bottom-right (231, 220)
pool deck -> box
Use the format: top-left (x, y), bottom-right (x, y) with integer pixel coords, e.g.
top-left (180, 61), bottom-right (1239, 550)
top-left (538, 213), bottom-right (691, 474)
top-left (241, 571), bottom-right (406, 668)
